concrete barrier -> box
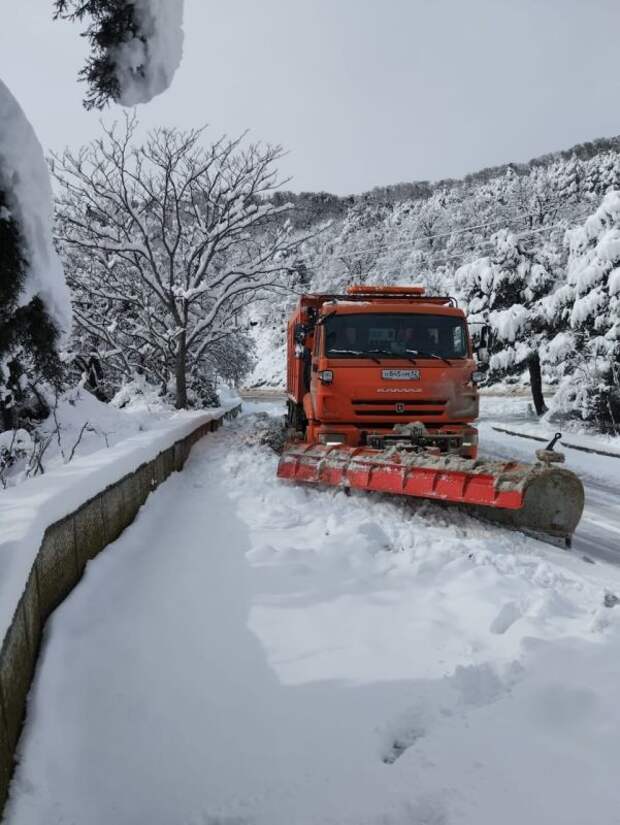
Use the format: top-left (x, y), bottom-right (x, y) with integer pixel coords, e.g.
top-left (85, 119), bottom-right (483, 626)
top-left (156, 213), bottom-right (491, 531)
top-left (0, 405), bottom-right (240, 814)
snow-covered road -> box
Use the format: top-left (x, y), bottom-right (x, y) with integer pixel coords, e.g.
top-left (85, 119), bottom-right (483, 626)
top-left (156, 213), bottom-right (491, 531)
top-left (477, 407), bottom-right (620, 564)
top-left (573, 478), bottom-right (620, 562)
top-left (6, 404), bottom-right (620, 825)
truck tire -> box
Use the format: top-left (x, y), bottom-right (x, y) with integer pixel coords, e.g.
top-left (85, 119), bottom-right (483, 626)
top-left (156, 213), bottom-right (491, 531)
top-left (287, 400), bottom-right (307, 436)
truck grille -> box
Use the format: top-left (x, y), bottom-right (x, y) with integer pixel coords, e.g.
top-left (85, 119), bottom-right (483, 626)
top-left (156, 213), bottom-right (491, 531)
top-left (352, 399), bottom-right (447, 417)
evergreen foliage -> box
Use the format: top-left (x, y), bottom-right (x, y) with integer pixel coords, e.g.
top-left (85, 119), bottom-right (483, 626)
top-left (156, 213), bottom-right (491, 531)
top-left (53, 0), bottom-right (184, 110)
top-left (545, 192), bottom-right (620, 432)
top-left (53, 0), bottom-right (142, 109)
top-left (0, 187), bottom-right (61, 429)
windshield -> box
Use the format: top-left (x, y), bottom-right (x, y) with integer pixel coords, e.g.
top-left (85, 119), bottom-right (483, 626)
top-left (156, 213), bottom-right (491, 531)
top-left (323, 313), bottom-right (468, 359)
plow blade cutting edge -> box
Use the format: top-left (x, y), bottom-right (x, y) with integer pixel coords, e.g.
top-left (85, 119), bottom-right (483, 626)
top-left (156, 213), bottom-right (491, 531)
top-left (277, 443), bottom-right (585, 546)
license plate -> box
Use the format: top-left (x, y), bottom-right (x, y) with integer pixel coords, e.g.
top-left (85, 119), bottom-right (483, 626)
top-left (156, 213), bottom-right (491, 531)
top-left (382, 369), bottom-right (420, 380)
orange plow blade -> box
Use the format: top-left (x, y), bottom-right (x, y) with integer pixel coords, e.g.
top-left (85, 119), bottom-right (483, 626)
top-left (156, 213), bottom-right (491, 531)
top-left (277, 443), bottom-right (585, 545)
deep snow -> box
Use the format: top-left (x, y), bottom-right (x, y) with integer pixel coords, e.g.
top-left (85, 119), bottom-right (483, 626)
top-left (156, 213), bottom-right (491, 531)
top-left (1, 384), bottom-right (175, 490)
top-left (0, 395), bottom-right (238, 649)
top-left (6, 403), bottom-right (620, 825)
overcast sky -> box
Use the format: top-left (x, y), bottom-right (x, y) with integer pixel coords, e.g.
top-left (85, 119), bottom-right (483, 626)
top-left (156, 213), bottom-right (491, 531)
top-left (2, 0), bottom-right (619, 195)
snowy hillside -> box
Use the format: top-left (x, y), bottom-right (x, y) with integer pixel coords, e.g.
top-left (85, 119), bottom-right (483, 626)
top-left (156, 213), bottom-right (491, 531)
top-left (247, 141), bottom-right (620, 433)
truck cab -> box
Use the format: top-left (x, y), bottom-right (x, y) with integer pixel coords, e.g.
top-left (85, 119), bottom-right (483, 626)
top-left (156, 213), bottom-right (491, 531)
top-left (286, 286), bottom-right (481, 458)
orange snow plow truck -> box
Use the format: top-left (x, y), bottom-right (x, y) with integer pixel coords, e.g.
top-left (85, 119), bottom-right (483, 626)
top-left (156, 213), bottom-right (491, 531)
top-left (277, 285), bottom-right (585, 546)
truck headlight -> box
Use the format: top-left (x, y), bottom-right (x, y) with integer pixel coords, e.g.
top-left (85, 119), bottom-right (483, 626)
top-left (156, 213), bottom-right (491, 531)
top-left (318, 370), bottom-right (333, 384)
top-left (471, 371), bottom-right (485, 384)
top-left (462, 429), bottom-right (478, 447)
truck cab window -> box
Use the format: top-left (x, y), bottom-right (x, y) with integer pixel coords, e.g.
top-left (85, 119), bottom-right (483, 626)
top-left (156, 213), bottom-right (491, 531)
top-left (324, 313), bottom-right (468, 359)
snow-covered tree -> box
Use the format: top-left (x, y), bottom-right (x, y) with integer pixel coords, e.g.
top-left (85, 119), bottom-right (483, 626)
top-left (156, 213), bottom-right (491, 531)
top-left (546, 191), bottom-right (620, 432)
top-left (0, 81), bottom-right (72, 430)
top-left (1, 0), bottom-right (187, 429)
top-left (331, 200), bottom-right (389, 285)
top-left (455, 229), bottom-right (558, 413)
top-left (53, 115), bottom-right (301, 408)
top-left (53, 0), bottom-right (185, 109)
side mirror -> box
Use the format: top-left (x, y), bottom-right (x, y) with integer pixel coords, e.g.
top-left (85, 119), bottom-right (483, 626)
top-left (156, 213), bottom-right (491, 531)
top-left (294, 323), bottom-right (306, 344)
top-left (474, 323), bottom-right (492, 365)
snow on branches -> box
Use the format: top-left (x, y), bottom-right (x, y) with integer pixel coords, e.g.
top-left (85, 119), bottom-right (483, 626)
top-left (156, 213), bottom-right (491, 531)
top-left (547, 191), bottom-right (620, 431)
top-left (53, 114), bottom-right (302, 408)
top-left (455, 229), bottom-right (556, 410)
top-left (0, 81), bottom-right (72, 428)
top-left (53, 0), bottom-right (184, 109)
top-left (0, 82), bottom-right (72, 335)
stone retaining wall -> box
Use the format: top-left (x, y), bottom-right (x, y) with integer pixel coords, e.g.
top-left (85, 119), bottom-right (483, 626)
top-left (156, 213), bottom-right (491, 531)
top-left (0, 406), bottom-right (240, 813)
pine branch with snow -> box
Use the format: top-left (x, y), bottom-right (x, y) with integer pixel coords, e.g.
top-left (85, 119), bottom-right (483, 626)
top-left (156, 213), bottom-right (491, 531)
top-left (53, 0), bottom-right (184, 109)
top-left (0, 81), bottom-right (72, 431)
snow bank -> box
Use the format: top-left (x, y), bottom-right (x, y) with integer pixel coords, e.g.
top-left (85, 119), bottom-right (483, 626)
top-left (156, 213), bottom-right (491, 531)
top-left (0, 80), bottom-right (71, 336)
top-left (113, 0), bottom-right (185, 106)
top-left (0, 401), bottom-right (238, 647)
top-left (1, 386), bottom-right (173, 489)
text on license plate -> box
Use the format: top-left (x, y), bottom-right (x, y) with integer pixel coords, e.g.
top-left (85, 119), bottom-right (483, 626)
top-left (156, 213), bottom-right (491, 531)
top-left (382, 369), bottom-right (420, 380)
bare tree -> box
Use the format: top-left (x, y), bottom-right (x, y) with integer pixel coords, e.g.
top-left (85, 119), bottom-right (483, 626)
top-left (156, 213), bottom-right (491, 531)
top-left (333, 201), bottom-right (388, 284)
top-left (53, 114), bottom-right (301, 407)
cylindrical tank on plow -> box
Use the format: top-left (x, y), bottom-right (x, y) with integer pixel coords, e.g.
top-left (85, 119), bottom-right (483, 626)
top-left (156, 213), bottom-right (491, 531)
top-left (277, 443), bottom-right (585, 547)
top-left (467, 465), bottom-right (584, 546)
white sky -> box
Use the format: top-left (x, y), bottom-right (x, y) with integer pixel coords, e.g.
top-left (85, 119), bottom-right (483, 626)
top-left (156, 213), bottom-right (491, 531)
top-left (2, 0), bottom-right (619, 195)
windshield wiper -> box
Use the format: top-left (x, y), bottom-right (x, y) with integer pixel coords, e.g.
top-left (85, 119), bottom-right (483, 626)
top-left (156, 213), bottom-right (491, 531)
top-left (404, 348), bottom-right (452, 366)
top-left (368, 348), bottom-right (418, 366)
top-left (329, 348), bottom-right (381, 364)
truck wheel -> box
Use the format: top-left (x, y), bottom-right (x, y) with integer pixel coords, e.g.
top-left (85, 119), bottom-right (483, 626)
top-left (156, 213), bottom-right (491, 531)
top-left (287, 401), bottom-right (307, 436)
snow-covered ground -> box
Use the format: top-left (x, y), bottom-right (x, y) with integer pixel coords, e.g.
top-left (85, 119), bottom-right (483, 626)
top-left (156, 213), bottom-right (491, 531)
top-left (1, 381), bottom-right (241, 490)
top-left (477, 396), bottom-right (620, 562)
top-left (6, 402), bottom-right (620, 825)
top-left (0, 385), bottom-right (173, 489)
top-left (479, 393), bottom-right (620, 456)
top-left (0, 388), bottom-right (239, 649)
